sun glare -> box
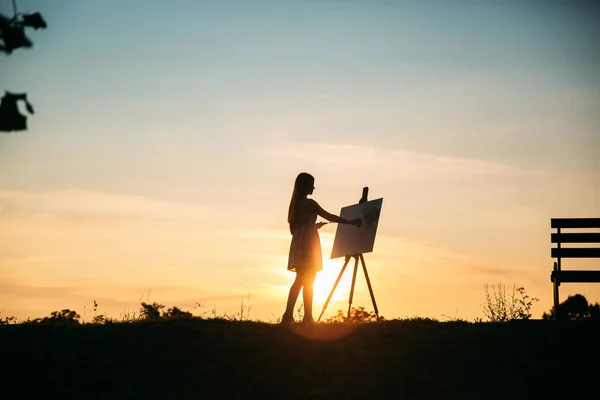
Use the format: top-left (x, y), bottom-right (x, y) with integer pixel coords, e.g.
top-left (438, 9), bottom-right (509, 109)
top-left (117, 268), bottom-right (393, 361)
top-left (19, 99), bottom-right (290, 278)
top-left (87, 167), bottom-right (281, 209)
top-left (313, 258), bottom-right (354, 304)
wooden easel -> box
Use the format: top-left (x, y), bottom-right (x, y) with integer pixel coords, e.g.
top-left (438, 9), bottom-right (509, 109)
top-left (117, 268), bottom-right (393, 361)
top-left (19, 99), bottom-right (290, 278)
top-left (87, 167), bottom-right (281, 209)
top-left (317, 187), bottom-right (380, 322)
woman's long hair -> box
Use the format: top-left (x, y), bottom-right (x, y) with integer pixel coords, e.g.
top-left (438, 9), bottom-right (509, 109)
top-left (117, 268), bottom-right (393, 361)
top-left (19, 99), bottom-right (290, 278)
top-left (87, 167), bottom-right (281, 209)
top-left (287, 172), bottom-right (314, 234)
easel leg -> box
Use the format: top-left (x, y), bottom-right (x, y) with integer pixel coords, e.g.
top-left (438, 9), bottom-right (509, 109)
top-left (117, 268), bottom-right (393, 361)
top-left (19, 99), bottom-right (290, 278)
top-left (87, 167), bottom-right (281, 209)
top-left (360, 254), bottom-right (379, 321)
top-left (318, 255), bottom-right (351, 322)
top-left (347, 256), bottom-right (360, 320)
top-left (360, 254), bottom-right (380, 320)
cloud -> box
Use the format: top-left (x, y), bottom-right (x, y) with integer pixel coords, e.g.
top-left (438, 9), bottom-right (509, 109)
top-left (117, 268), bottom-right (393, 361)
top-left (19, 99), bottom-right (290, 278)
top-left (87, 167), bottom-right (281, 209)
top-left (0, 256), bottom-right (53, 265)
top-left (0, 188), bottom-right (213, 221)
top-left (361, 233), bottom-right (535, 278)
top-left (257, 140), bottom-right (600, 222)
top-left (260, 141), bottom-right (549, 178)
top-left (0, 281), bottom-right (81, 298)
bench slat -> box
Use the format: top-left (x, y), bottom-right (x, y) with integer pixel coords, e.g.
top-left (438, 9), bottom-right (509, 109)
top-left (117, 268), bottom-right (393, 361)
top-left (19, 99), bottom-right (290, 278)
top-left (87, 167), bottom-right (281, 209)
top-left (551, 247), bottom-right (600, 258)
top-left (551, 233), bottom-right (600, 244)
top-left (551, 270), bottom-right (600, 283)
top-left (551, 218), bottom-right (600, 229)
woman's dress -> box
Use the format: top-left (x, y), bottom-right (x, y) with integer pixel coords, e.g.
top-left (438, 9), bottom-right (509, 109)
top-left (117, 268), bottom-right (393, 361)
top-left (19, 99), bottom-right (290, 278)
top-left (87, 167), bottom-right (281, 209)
top-left (287, 206), bottom-right (323, 273)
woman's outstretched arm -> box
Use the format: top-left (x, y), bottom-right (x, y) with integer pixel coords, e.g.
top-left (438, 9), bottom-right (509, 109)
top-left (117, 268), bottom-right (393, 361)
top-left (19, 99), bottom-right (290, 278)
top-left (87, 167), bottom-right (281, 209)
top-left (309, 199), bottom-right (361, 226)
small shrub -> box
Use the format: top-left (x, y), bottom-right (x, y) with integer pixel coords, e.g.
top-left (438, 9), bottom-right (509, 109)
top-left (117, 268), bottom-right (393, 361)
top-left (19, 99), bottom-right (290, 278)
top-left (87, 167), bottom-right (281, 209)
top-left (226, 298), bottom-right (253, 321)
top-left (164, 307), bottom-right (192, 319)
top-left (481, 283), bottom-right (538, 322)
top-left (140, 302), bottom-right (164, 320)
top-left (324, 306), bottom-right (383, 323)
top-left (37, 309), bottom-right (81, 325)
top-left (0, 311), bottom-right (17, 325)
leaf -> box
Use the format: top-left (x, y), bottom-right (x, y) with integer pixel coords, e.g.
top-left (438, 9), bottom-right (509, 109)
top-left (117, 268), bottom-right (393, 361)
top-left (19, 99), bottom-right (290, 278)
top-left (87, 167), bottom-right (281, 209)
top-left (25, 101), bottom-right (35, 114)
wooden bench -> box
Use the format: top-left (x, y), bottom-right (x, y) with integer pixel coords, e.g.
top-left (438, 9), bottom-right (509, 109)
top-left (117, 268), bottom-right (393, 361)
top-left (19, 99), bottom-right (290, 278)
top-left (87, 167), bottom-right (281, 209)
top-left (550, 218), bottom-right (600, 319)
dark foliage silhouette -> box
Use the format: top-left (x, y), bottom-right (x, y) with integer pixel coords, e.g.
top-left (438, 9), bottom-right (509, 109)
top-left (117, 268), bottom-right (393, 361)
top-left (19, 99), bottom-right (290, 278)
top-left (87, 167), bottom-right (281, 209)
top-left (140, 302), bottom-right (193, 320)
top-left (140, 302), bottom-right (164, 320)
top-left (163, 306), bottom-right (193, 319)
top-left (0, 0), bottom-right (47, 54)
top-left (0, 312), bottom-right (16, 325)
top-left (1, 1), bottom-right (47, 133)
top-left (324, 306), bottom-right (383, 323)
top-left (542, 294), bottom-right (600, 320)
top-left (30, 309), bottom-right (81, 325)
top-left (0, 91), bottom-right (34, 132)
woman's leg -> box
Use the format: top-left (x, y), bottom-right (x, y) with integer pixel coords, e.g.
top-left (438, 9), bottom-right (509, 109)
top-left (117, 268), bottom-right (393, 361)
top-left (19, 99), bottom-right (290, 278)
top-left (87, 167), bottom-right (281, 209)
top-left (283, 272), bottom-right (304, 320)
top-left (301, 269), bottom-right (317, 322)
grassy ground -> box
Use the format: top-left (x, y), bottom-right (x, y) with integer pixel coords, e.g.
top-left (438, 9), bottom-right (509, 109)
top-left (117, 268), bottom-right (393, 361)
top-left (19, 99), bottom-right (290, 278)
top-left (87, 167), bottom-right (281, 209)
top-left (2, 318), bottom-right (598, 399)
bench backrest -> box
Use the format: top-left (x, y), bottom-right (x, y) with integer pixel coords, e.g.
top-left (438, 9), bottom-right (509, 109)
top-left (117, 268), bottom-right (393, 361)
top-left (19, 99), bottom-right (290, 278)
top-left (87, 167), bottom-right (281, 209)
top-left (550, 218), bottom-right (600, 319)
top-left (551, 218), bottom-right (600, 260)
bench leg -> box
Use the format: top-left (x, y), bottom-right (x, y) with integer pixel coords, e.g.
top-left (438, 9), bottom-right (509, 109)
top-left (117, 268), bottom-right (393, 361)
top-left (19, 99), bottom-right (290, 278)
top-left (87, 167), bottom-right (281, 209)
top-left (553, 262), bottom-right (559, 320)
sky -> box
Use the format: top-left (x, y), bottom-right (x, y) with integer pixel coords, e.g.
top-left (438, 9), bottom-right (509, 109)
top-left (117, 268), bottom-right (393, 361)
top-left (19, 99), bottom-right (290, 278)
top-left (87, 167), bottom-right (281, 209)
top-left (1, 0), bottom-right (599, 322)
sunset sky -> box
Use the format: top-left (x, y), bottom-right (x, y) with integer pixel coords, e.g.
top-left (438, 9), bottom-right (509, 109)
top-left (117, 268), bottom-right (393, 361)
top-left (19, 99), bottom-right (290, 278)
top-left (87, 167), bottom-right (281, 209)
top-left (1, 0), bottom-right (599, 322)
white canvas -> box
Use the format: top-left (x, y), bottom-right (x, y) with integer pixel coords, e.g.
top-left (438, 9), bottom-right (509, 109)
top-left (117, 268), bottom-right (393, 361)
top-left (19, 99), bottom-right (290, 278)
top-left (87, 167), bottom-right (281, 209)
top-left (330, 198), bottom-right (383, 259)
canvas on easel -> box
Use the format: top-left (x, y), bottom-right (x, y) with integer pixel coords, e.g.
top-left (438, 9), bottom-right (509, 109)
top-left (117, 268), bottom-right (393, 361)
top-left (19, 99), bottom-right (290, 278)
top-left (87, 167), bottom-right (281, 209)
top-left (318, 191), bottom-right (383, 322)
top-left (331, 198), bottom-right (383, 259)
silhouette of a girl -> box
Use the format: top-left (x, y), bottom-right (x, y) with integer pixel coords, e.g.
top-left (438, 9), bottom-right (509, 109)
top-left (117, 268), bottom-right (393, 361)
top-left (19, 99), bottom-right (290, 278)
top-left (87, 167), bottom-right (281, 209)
top-left (282, 172), bottom-right (362, 324)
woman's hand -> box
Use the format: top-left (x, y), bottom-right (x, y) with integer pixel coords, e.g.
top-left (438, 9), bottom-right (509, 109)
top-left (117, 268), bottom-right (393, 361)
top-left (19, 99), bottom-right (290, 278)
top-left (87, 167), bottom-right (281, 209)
top-left (351, 218), bottom-right (362, 228)
top-left (316, 221), bottom-right (328, 229)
